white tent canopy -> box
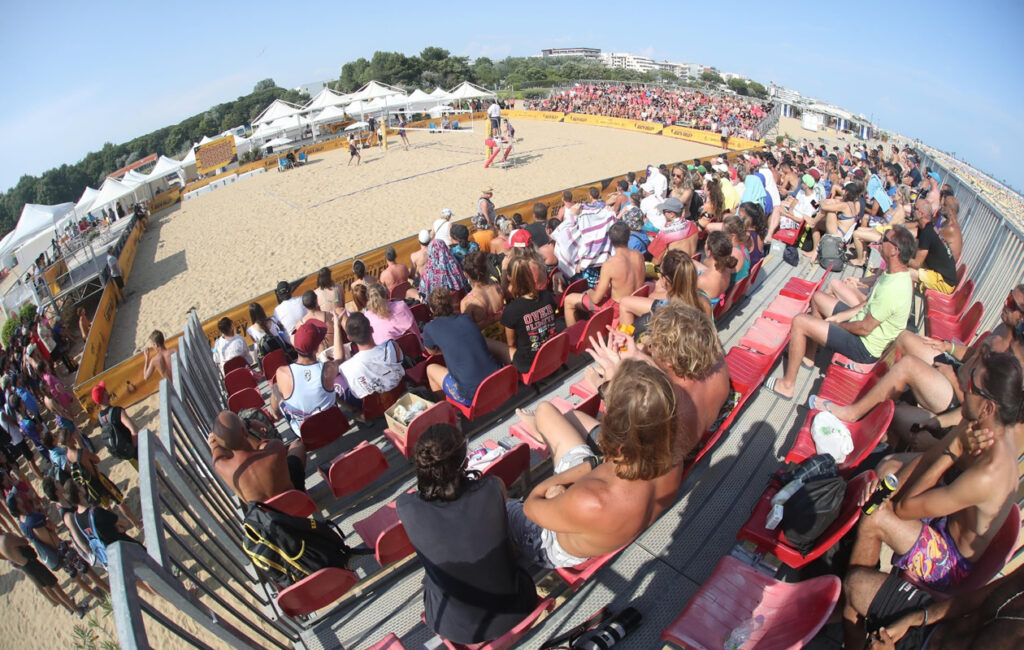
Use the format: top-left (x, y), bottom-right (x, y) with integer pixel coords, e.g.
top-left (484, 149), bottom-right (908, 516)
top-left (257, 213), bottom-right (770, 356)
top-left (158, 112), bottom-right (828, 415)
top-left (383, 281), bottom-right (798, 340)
top-left (0, 202), bottom-right (75, 260)
top-left (146, 155), bottom-right (184, 178)
top-left (310, 104), bottom-right (348, 124)
top-left (303, 88), bottom-right (351, 112)
top-left (446, 81), bottom-right (495, 100)
top-left (74, 187), bottom-right (100, 216)
top-left (89, 178), bottom-right (136, 212)
top-left (344, 98), bottom-right (388, 117)
top-left (349, 80), bottom-right (407, 102)
top-left (252, 99), bottom-right (303, 126)
top-left (122, 170), bottom-right (150, 186)
top-left (429, 87), bottom-right (452, 101)
top-left (406, 88), bottom-right (440, 110)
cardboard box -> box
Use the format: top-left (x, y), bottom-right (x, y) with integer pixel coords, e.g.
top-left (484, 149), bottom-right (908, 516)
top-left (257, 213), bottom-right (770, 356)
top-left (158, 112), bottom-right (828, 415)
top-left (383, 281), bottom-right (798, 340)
top-left (385, 393), bottom-right (434, 438)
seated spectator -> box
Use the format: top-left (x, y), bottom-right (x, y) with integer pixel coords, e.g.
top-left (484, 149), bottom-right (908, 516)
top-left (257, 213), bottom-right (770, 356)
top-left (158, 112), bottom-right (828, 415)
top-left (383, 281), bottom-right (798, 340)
top-left (378, 247), bottom-right (410, 296)
top-left (842, 351), bottom-right (1022, 648)
top-left (555, 189), bottom-right (577, 221)
top-left (507, 360), bottom-right (682, 568)
top-left (207, 410), bottom-right (307, 501)
top-left (938, 191), bottom-right (963, 262)
top-left (765, 172), bottom-right (817, 242)
top-left (296, 290), bottom-right (337, 354)
top-left (501, 230), bottom-right (551, 292)
top-left (849, 185), bottom-right (911, 268)
top-left (351, 259), bottom-right (376, 293)
top-left (314, 267), bottom-right (345, 316)
top-left (460, 251), bottom-right (505, 335)
top-left (213, 317), bottom-right (252, 374)
top-left (619, 200), bottom-right (649, 257)
top-left (692, 231), bottom-right (737, 309)
top-left (907, 199), bottom-right (959, 295)
top-left (723, 215), bottom-right (752, 285)
top-left (652, 197), bottom-right (698, 259)
top-left (247, 302), bottom-right (287, 357)
top-left (273, 320), bottom-right (337, 433)
top-left (422, 288), bottom-right (505, 405)
top-left (142, 330), bottom-right (173, 381)
top-left (397, 423), bottom-right (537, 644)
top-left (449, 224), bottom-right (479, 265)
top-left (273, 281), bottom-right (307, 342)
top-left (0, 532), bottom-right (84, 617)
top-left (619, 250), bottom-right (711, 326)
top-left (335, 313), bottom-right (405, 408)
top-left (501, 257), bottom-right (558, 374)
top-left (605, 180), bottom-right (631, 214)
top-left (490, 216), bottom-right (512, 254)
top-left (418, 239), bottom-right (470, 302)
top-left (363, 282), bottom-right (421, 346)
top-left (738, 202), bottom-right (768, 267)
top-left (767, 226), bottom-right (916, 399)
top-left (409, 230), bottom-right (431, 285)
top-left (563, 222), bottom-right (645, 326)
top-left (469, 215), bottom-right (495, 252)
top-left (92, 382), bottom-right (139, 469)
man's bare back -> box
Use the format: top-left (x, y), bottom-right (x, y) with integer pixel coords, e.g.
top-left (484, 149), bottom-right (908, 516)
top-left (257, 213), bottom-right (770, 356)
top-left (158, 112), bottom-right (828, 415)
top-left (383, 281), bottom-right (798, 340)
top-left (409, 248), bottom-right (427, 280)
top-left (380, 263), bottom-right (410, 291)
top-left (211, 436), bottom-right (294, 503)
top-left (666, 355), bottom-right (731, 461)
top-left (603, 247), bottom-right (645, 302)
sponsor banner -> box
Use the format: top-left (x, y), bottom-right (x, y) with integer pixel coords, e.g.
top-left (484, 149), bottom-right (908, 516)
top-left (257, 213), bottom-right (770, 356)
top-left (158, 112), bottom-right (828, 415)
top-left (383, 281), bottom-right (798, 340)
top-left (662, 125), bottom-right (725, 147)
top-left (195, 135), bottom-right (238, 175)
top-left (74, 284), bottom-right (117, 415)
top-left (503, 109), bottom-right (563, 122)
top-left (629, 120), bottom-right (664, 135)
top-left (150, 186), bottom-right (181, 213)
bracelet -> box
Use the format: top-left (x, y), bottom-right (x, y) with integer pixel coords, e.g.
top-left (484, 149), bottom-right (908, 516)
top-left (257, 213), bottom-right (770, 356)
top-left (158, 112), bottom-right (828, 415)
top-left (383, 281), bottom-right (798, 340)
top-left (949, 342), bottom-right (955, 356)
top-left (943, 449), bottom-right (960, 463)
top-left (921, 607), bottom-right (929, 626)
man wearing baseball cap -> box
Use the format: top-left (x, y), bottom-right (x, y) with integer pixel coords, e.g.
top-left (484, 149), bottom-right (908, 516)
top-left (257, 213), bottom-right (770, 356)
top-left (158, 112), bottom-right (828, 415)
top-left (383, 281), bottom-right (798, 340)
top-left (92, 382), bottom-right (140, 469)
top-left (273, 320), bottom-right (338, 434)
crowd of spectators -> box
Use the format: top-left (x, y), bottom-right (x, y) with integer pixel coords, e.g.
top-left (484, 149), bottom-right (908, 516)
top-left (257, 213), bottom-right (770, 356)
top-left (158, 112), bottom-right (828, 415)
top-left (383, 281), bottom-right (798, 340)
top-left (525, 83), bottom-right (771, 140)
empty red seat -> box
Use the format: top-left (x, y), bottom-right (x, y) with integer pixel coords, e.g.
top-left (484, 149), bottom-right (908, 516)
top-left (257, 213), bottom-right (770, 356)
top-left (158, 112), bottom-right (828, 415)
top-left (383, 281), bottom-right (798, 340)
top-left (363, 634), bottom-right (406, 650)
top-left (557, 278), bottom-right (588, 312)
top-left (926, 301), bottom-right (983, 344)
top-left (779, 267), bottom-right (830, 301)
top-left (447, 365), bottom-right (519, 421)
top-left (227, 387), bottom-right (266, 414)
top-left (736, 472), bottom-right (874, 569)
top-left (362, 381), bottom-right (407, 421)
top-left (737, 317), bottom-right (790, 356)
top-left (318, 440), bottom-right (389, 498)
top-left (520, 331), bottom-right (569, 386)
top-left (434, 598), bottom-right (555, 650)
top-left (555, 548), bottom-right (625, 589)
top-left (783, 400), bottom-right (894, 470)
top-left (276, 567), bottom-right (359, 618)
top-left (352, 502), bottom-right (414, 567)
top-left (224, 367), bottom-right (259, 395)
top-left (479, 443), bottom-right (530, 490)
top-left (409, 302), bottom-right (431, 325)
top-left (394, 332), bottom-right (425, 360)
top-left (261, 348), bottom-right (288, 385)
top-left (299, 406), bottom-right (351, 451)
top-left (262, 489), bottom-right (316, 518)
top-left (817, 363), bottom-right (888, 407)
top-left (383, 400), bottom-right (458, 459)
top-left (773, 220), bottom-right (805, 246)
top-left (925, 278), bottom-right (974, 318)
top-left (763, 295), bottom-right (808, 324)
top-left (222, 355), bottom-right (249, 375)
top-left (661, 555), bottom-right (841, 649)
top-left (389, 281), bottom-right (411, 301)
top-left (566, 306), bottom-right (614, 355)
top-left (724, 346), bottom-right (775, 395)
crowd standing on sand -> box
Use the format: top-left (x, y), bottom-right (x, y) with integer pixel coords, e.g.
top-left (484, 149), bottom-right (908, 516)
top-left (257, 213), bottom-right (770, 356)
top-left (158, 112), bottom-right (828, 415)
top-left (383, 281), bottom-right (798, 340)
top-left (2, 96), bottom-right (1022, 649)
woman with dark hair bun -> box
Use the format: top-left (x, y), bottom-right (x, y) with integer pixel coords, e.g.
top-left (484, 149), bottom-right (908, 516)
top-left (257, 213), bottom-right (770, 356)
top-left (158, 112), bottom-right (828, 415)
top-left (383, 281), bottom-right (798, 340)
top-left (396, 424), bottom-right (537, 645)
top-left (693, 231), bottom-right (737, 309)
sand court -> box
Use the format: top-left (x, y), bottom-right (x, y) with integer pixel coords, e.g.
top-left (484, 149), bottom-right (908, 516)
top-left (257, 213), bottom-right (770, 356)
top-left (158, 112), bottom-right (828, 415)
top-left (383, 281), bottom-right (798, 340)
top-left (106, 119), bottom-right (722, 365)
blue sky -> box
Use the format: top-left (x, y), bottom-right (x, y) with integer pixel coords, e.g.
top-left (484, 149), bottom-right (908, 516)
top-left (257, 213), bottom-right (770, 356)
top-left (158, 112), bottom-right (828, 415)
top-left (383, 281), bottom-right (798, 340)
top-left (2, 1), bottom-right (1022, 194)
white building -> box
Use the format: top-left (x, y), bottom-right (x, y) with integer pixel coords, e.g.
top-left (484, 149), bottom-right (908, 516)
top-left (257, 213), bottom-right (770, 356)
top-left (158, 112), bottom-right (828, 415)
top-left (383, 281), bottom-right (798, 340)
top-left (599, 52), bottom-right (658, 73)
top-left (294, 80), bottom-right (328, 97)
top-left (540, 47), bottom-right (601, 59)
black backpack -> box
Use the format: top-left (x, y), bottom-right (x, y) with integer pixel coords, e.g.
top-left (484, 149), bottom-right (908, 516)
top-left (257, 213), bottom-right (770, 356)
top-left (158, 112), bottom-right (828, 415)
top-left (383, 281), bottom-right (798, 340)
top-left (256, 332), bottom-right (296, 364)
top-left (98, 406), bottom-right (137, 461)
top-left (777, 455), bottom-right (846, 555)
top-left (242, 501), bottom-right (355, 586)
top-left (688, 192), bottom-right (704, 222)
top-left (818, 234), bottom-right (845, 272)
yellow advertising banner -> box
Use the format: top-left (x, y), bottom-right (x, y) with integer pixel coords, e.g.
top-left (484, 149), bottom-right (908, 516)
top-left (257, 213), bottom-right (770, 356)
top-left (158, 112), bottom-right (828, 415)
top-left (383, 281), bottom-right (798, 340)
top-left (75, 285), bottom-right (116, 393)
top-left (195, 135), bottom-right (238, 176)
top-left (503, 109), bottom-right (564, 122)
top-left (150, 186), bottom-right (181, 213)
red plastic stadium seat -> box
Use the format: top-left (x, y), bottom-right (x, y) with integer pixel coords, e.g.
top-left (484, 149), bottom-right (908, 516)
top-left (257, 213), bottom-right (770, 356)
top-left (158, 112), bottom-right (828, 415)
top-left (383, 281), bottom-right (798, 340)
top-left (783, 400), bottom-right (895, 470)
top-left (261, 349), bottom-right (287, 385)
top-left (389, 282), bottom-right (411, 301)
top-left (925, 279), bottom-right (974, 318)
top-left (661, 555), bottom-right (840, 650)
top-left (362, 381), bottom-right (407, 421)
top-left (631, 283), bottom-right (652, 298)
top-left (394, 332), bottom-right (425, 360)
top-left (713, 278), bottom-right (748, 321)
top-left (779, 267), bottom-right (830, 301)
top-left (383, 400), bottom-right (458, 460)
top-left (227, 387), bottom-right (266, 414)
top-left (817, 363), bottom-right (889, 407)
top-left (447, 365), bottom-right (519, 421)
top-left (276, 567), bottom-right (359, 617)
top-left (747, 259), bottom-right (764, 287)
top-left (724, 346), bottom-right (775, 396)
top-left (763, 295), bottom-right (808, 325)
top-left (435, 598), bottom-right (555, 650)
top-left (737, 317), bottom-right (790, 356)
top-left (222, 356), bottom-right (248, 375)
top-left (224, 367), bottom-right (258, 395)
top-left (409, 302), bottom-right (431, 325)
top-left (830, 339), bottom-right (899, 375)
top-left (480, 443), bottom-right (530, 490)
top-left (352, 502), bottom-right (414, 567)
top-left (262, 489), bottom-right (316, 518)
top-left (556, 548), bottom-right (625, 589)
top-left (926, 302), bottom-right (983, 345)
top-left (318, 440), bottom-right (389, 498)
top-left (557, 278), bottom-right (589, 312)
top-left (520, 331), bottom-right (569, 386)
top-left (567, 307), bottom-right (614, 355)
top-left (510, 396), bottom-right (585, 457)
top-left (736, 472), bottom-right (874, 569)
top-left (907, 504), bottom-right (1020, 599)
top-left (299, 406), bottom-right (351, 451)
top-left (363, 634), bottom-right (407, 650)
top-left (923, 264), bottom-right (968, 309)
top-left (774, 220), bottom-right (805, 246)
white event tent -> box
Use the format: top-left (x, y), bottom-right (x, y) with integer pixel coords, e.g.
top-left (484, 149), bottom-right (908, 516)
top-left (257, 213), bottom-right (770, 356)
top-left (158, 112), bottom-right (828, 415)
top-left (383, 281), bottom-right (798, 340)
top-left (88, 178), bottom-right (136, 215)
top-left (0, 202), bottom-right (75, 261)
top-left (303, 88), bottom-right (350, 113)
top-left (447, 81), bottom-right (496, 101)
top-left (252, 99), bottom-right (303, 127)
top-left (74, 187), bottom-right (100, 217)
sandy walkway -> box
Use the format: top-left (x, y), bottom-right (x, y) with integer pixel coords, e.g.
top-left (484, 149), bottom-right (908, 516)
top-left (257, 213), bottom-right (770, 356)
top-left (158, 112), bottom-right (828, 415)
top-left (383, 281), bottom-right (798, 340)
top-left (106, 120), bottom-right (721, 364)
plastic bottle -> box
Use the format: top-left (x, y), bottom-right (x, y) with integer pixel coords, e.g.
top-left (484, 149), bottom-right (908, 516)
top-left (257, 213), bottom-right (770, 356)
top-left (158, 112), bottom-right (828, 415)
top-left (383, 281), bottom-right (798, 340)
top-left (725, 614), bottom-right (764, 649)
top-left (765, 503), bottom-right (784, 530)
top-left (770, 478), bottom-right (804, 506)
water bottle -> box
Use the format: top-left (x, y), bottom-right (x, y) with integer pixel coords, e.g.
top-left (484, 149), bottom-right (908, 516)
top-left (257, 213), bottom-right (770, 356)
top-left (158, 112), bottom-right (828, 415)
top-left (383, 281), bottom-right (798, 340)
top-left (862, 474), bottom-right (899, 515)
top-left (770, 478), bottom-right (804, 506)
top-left (765, 503), bottom-right (784, 530)
top-left (724, 614), bottom-right (764, 649)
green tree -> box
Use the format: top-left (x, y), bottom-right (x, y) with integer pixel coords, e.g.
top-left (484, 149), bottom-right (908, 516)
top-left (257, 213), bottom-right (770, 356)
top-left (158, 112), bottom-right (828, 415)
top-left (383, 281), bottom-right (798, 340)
top-left (701, 71), bottom-right (725, 86)
top-left (747, 81), bottom-right (767, 98)
top-left (727, 78), bottom-right (749, 95)
top-left (471, 57), bottom-right (498, 87)
top-left (253, 78), bottom-right (276, 92)
top-left (339, 57), bottom-right (371, 92)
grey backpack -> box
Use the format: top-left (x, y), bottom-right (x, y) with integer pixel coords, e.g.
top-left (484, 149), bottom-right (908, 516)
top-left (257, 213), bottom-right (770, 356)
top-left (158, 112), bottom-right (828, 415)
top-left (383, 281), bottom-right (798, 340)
top-left (818, 234), bottom-right (845, 273)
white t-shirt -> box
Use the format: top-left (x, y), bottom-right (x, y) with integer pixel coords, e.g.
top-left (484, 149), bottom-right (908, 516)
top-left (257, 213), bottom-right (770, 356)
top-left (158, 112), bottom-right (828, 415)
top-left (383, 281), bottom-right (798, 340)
top-left (106, 254), bottom-right (121, 277)
top-left (640, 194), bottom-right (666, 230)
top-left (433, 218), bottom-right (453, 246)
top-left (760, 165), bottom-right (781, 207)
top-left (273, 298), bottom-right (307, 341)
top-left (213, 335), bottom-right (252, 372)
top-left (339, 341), bottom-right (404, 399)
top-left (792, 191), bottom-right (818, 221)
top-left (487, 103), bottom-right (501, 119)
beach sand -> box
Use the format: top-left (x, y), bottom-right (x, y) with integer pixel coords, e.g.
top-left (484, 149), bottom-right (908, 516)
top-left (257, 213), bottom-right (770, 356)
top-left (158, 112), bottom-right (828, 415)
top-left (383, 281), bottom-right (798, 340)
top-left (2, 118), bottom-right (728, 648)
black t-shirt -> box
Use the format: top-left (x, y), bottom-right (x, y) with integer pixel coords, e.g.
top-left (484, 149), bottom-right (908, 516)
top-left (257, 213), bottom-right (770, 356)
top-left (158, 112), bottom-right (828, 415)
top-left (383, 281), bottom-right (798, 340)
top-left (917, 222), bottom-right (957, 286)
top-left (75, 507), bottom-right (134, 546)
top-left (908, 167), bottom-right (922, 188)
top-left (397, 477), bottom-right (537, 644)
top-left (422, 315), bottom-right (502, 396)
top-left (501, 291), bottom-right (557, 373)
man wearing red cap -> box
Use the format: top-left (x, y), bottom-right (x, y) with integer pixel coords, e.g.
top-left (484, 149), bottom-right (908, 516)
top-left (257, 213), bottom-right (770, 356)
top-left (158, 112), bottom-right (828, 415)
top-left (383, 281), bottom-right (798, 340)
top-left (273, 320), bottom-right (337, 434)
top-left (92, 382), bottom-right (139, 469)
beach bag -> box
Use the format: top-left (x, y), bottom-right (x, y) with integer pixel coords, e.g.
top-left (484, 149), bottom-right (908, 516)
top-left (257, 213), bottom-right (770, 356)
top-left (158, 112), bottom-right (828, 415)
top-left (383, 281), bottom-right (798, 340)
top-left (687, 192), bottom-right (704, 222)
top-left (256, 331), bottom-right (296, 364)
top-left (818, 234), bottom-right (845, 272)
top-left (781, 476), bottom-right (846, 555)
top-left (242, 501), bottom-right (354, 586)
top-left (98, 407), bottom-right (137, 461)
top-left (238, 408), bottom-right (279, 440)
top-left (783, 244), bottom-right (800, 267)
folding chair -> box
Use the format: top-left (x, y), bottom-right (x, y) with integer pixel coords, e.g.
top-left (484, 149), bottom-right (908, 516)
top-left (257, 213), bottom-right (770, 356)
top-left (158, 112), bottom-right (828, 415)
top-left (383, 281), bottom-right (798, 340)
top-left (318, 440), bottom-right (388, 498)
top-left (299, 406), bottom-right (351, 452)
top-left (276, 567), bottom-right (359, 617)
top-left (382, 400), bottom-right (458, 459)
top-left (297, 152), bottom-right (308, 165)
top-left (262, 490), bottom-right (316, 518)
top-left (661, 555), bottom-right (840, 649)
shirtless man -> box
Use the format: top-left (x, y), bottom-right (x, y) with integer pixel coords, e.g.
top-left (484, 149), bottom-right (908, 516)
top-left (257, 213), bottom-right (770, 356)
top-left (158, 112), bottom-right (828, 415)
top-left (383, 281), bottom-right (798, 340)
top-left (604, 180), bottom-right (630, 215)
top-left (842, 351), bottom-right (1022, 648)
top-left (506, 359), bottom-right (682, 568)
top-left (409, 230), bottom-right (431, 286)
top-left (379, 246), bottom-right (410, 293)
top-left (207, 410), bottom-right (307, 502)
top-left (938, 191), bottom-right (963, 263)
top-left (142, 330), bottom-right (172, 381)
top-left (562, 222), bottom-right (645, 326)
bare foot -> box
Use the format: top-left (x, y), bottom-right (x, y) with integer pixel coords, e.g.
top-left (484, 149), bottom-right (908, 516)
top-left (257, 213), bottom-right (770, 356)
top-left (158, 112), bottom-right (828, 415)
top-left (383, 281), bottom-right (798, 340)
top-left (515, 408), bottom-right (544, 445)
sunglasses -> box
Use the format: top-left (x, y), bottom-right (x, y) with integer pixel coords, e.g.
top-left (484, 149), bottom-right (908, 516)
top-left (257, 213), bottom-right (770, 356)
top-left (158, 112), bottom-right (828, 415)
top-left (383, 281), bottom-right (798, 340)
top-left (882, 233), bottom-right (897, 246)
top-left (968, 368), bottom-right (998, 402)
top-left (1005, 292), bottom-right (1024, 315)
